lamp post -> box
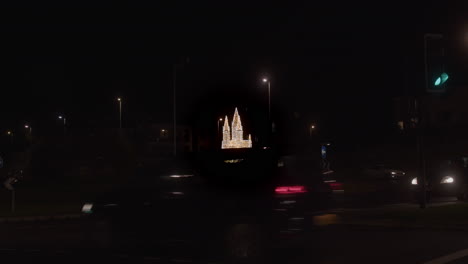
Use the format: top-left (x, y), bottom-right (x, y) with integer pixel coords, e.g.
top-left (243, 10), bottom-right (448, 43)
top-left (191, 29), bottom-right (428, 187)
top-left (217, 118), bottom-right (223, 141)
top-left (262, 78), bottom-right (271, 119)
top-left (58, 115), bottom-right (66, 125)
top-left (117, 97), bottom-right (122, 129)
top-left (58, 115), bottom-right (66, 135)
top-left (173, 64), bottom-right (177, 157)
top-left (24, 124), bottom-right (32, 140)
top-left (6, 131), bottom-right (13, 145)
top-left (310, 124), bottom-right (316, 137)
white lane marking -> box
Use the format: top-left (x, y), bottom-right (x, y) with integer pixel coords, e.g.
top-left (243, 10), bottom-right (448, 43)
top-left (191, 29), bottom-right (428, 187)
top-left (424, 248), bottom-right (468, 264)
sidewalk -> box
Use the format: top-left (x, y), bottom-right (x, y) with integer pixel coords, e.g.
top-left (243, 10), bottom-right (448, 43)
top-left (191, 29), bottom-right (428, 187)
top-left (0, 214), bottom-right (82, 223)
top-left (330, 201), bottom-right (468, 231)
top-left (0, 200), bottom-right (84, 222)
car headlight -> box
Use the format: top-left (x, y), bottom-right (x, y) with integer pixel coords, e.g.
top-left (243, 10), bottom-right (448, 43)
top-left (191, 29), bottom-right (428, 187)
top-left (411, 178), bottom-right (418, 185)
top-left (82, 203), bottom-right (93, 214)
top-left (441, 176), bottom-right (454, 184)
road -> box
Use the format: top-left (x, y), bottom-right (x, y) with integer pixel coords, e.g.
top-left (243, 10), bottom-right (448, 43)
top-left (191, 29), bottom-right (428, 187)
top-left (2, 218), bottom-right (468, 264)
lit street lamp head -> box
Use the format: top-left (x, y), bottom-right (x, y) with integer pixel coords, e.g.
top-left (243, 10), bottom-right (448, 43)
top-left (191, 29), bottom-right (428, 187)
top-left (219, 118), bottom-right (223, 121)
top-left (58, 116), bottom-right (63, 119)
top-left (117, 97), bottom-right (121, 102)
top-left (311, 125), bottom-right (316, 129)
top-left (24, 125), bottom-right (29, 129)
top-left (262, 78), bottom-right (268, 83)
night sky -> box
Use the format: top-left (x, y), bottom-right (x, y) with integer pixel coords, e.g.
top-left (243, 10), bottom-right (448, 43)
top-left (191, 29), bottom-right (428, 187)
top-left (1, 1), bottom-right (468, 143)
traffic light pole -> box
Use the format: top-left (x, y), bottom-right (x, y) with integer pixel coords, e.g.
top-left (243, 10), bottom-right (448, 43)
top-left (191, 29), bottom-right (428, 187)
top-left (417, 110), bottom-right (426, 209)
top-left (417, 34), bottom-right (431, 209)
top-left (418, 34), bottom-right (443, 209)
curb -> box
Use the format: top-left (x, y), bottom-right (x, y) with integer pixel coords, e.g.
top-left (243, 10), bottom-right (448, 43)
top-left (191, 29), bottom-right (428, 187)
top-left (0, 214), bottom-right (82, 223)
top-left (329, 222), bottom-right (468, 232)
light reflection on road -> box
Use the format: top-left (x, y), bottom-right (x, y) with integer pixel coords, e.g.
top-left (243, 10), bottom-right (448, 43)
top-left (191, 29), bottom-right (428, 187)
top-left (312, 214), bottom-right (340, 226)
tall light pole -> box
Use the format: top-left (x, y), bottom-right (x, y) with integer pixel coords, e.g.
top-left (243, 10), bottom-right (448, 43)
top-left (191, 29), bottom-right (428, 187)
top-left (24, 124), bottom-right (32, 139)
top-left (310, 124), bottom-right (316, 137)
top-left (217, 118), bottom-right (223, 140)
top-left (7, 131), bottom-right (13, 145)
top-left (117, 97), bottom-right (122, 129)
top-left (58, 115), bottom-right (66, 125)
top-left (173, 64), bottom-right (177, 157)
top-left (262, 78), bottom-right (271, 119)
top-left (172, 58), bottom-right (189, 157)
top-left (58, 115), bottom-right (66, 136)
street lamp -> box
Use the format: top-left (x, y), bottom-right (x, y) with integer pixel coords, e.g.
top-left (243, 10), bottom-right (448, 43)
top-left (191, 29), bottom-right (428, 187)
top-left (262, 78), bottom-right (271, 119)
top-left (217, 118), bottom-right (223, 139)
top-left (6, 131), bottom-right (13, 144)
top-left (310, 124), bottom-right (316, 137)
top-left (58, 115), bottom-right (66, 125)
top-left (117, 97), bottom-right (122, 129)
top-left (24, 124), bottom-right (32, 135)
top-left (58, 115), bottom-right (66, 136)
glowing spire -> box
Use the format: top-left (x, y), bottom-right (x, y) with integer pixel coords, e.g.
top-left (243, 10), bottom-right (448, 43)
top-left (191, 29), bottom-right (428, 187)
top-left (223, 115), bottom-right (230, 132)
top-left (232, 107), bottom-right (242, 130)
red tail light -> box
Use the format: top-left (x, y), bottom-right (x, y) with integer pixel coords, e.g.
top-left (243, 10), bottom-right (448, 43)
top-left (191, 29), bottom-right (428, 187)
top-left (329, 182), bottom-right (344, 190)
top-left (275, 185), bottom-right (307, 194)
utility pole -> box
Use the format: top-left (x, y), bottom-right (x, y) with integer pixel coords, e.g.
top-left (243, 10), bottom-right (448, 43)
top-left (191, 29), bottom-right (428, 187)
top-left (117, 97), bottom-right (122, 129)
top-left (268, 81), bottom-right (271, 120)
top-left (173, 64), bottom-right (177, 157)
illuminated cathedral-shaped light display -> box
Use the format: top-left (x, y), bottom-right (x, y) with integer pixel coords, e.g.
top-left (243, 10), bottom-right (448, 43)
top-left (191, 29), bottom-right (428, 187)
top-left (221, 107), bottom-right (252, 149)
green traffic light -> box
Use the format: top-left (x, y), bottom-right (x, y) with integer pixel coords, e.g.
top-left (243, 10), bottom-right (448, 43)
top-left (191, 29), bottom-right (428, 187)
top-left (434, 72), bottom-right (449, 86)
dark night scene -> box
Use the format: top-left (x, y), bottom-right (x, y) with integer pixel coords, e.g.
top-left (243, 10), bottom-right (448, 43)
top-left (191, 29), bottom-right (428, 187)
top-left (2, 1), bottom-right (468, 263)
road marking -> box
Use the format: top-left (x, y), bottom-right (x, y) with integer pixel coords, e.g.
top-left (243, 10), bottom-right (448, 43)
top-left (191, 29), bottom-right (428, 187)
top-left (424, 248), bottom-right (468, 264)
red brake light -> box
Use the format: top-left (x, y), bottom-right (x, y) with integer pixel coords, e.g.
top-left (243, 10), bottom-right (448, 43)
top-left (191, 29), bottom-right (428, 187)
top-left (329, 182), bottom-right (344, 190)
top-left (275, 185), bottom-right (307, 194)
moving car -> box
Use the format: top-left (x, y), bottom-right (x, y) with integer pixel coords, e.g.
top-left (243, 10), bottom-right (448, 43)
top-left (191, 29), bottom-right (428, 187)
top-left (339, 164), bottom-right (410, 205)
top-left (363, 164), bottom-right (406, 180)
top-left (411, 158), bottom-right (468, 200)
top-left (82, 149), bottom-right (332, 262)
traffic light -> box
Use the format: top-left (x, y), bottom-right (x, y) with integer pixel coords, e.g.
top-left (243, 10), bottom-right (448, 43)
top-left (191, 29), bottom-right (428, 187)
top-left (434, 72), bottom-right (449, 86)
top-left (425, 34), bottom-right (449, 93)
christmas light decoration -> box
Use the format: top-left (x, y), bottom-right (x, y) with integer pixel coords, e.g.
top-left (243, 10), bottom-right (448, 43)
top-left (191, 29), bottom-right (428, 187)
top-left (221, 108), bottom-right (252, 149)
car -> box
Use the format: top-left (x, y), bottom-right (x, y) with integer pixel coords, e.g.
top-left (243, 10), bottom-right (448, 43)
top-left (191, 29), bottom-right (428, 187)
top-left (82, 149), bottom-right (332, 262)
top-left (338, 164), bottom-right (410, 205)
top-left (410, 158), bottom-right (468, 201)
top-left (363, 164), bottom-right (406, 180)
